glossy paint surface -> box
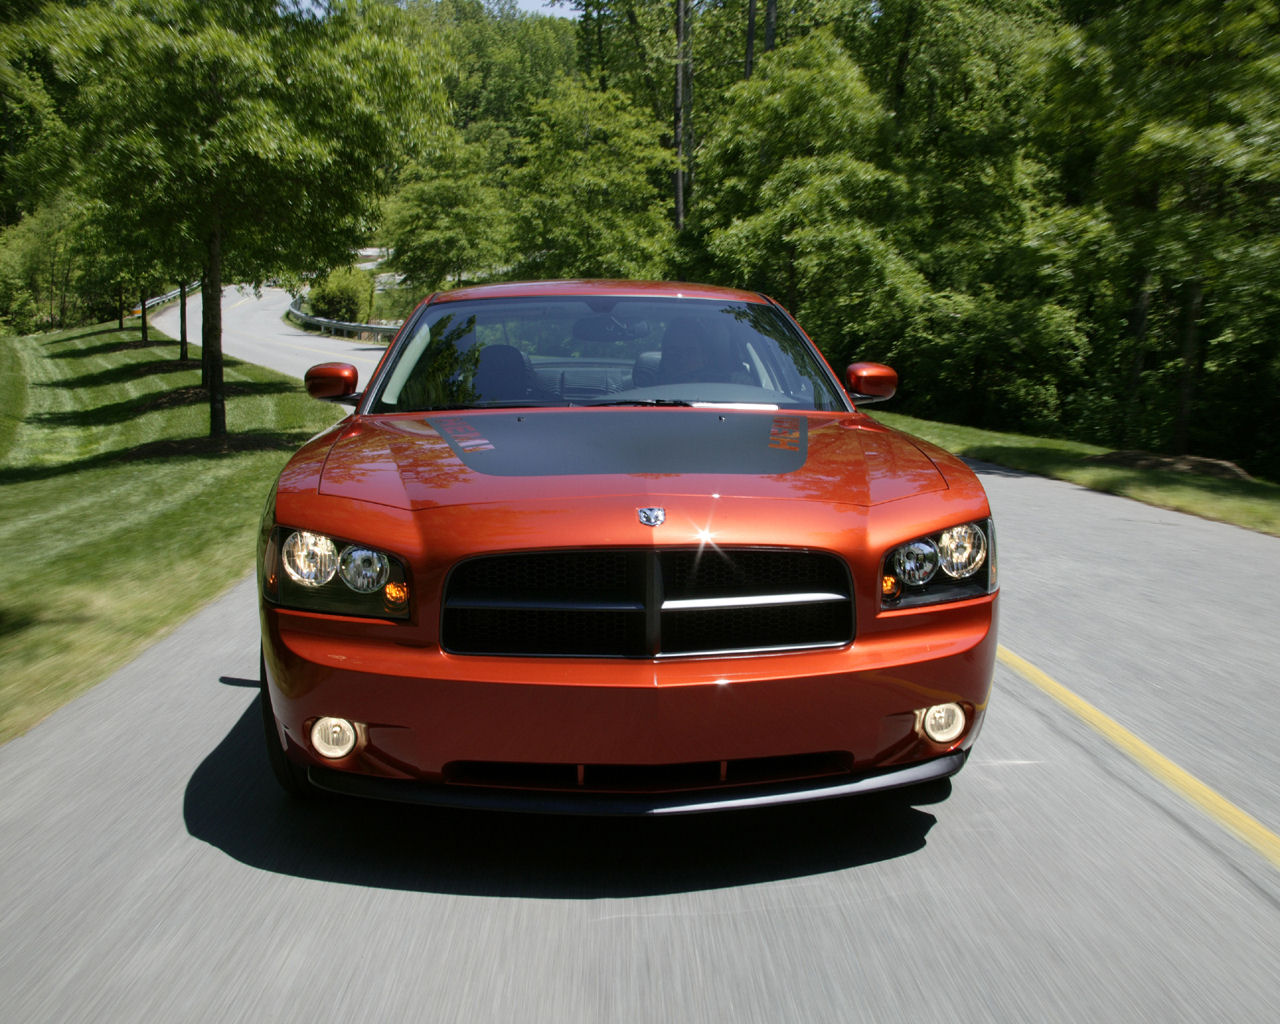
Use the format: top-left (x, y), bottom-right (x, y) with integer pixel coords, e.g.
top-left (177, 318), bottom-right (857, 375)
top-left (260, 281), bottom-right (998, 811)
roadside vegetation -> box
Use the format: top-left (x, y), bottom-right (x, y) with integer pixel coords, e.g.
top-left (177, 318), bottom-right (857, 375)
top-left (875, 412), bottom-right (1280, 538)
top-left (5, 1), bottom-right (1279, 483)
top-left (0, 322), bottom-right (336, 744)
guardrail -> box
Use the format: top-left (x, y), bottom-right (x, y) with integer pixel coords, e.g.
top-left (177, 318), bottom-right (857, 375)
top-left (131, 282), bottom-right (200, 316)
top-left (286, 294), bottom-right (402, 342)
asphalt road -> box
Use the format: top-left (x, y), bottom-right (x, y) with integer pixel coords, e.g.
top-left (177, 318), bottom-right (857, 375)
top-left (151, 285), bottom-right (389, 385)
top-left (3, 290), bottom-right (1279, 1022)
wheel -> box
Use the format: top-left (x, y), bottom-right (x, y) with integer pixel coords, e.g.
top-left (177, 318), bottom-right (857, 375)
top-left (260, 651), bottom-right (314, 798)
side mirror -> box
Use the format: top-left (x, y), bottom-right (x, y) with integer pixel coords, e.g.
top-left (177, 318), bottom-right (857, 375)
top-left (305, 362), bottom-right (360, 403)
top-left (845, 362), bottom-right (897, 404)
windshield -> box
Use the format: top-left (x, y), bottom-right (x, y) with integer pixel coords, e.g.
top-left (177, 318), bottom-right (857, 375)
top-left (366, 295), bottom-right (848, 413)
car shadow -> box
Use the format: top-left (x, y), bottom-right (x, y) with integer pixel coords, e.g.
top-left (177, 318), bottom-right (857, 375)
top-left (185, 695), bottom-right (943, 898)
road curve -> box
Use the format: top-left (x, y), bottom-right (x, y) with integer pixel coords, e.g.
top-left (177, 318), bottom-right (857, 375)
top-left (151, 285), bottom-right (388, 386)
top-left (3, 291), bottom-right (1279, 1022)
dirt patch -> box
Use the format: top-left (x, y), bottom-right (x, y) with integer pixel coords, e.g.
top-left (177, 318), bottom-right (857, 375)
top-left (1085, 449), bottom-right (1253, 481)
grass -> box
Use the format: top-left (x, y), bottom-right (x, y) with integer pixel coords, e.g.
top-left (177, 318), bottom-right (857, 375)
top-left (873, 411), bottom-right (1280, 538)
top-left (0, 322), bottom-right (338, 743)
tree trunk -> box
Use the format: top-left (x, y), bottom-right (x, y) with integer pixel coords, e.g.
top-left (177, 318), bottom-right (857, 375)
top-left (594, 9), bottom-right (607, 92)
top-left (765, 0), bottom-right (777, 52)
top-left (118, 289), bottom-right (125, 330)
top-left (746, 0), bottom-right (757, 79)
top-left (58, 245), bottom-right (71, 326)
top-left (1122, 272), bottom-right (1153, 448)
top-left (674, 0), bottom-right (687, 230)
top-left (139, 291), bottom-right (149, 344)
top-left (203, 229), bottom-right (226, 439)
top-left (179, 282), bottom-right (189, 361)
top-left (1173, 279), bottom-right (1204, 455)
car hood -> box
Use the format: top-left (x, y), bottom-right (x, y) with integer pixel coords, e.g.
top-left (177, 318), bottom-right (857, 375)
top-left (314, 408), bottom-right (947, 510)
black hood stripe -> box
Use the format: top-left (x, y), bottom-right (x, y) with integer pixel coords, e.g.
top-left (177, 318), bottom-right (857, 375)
top-left (429, 411), bottom-right (808, 477)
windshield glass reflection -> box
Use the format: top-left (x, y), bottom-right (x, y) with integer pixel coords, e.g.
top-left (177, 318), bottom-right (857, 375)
top-left (368, 297), bottom-right (847, 413)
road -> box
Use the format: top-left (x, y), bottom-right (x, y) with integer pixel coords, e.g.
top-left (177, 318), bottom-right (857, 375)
top-left (151, 285), bottom-right (389, 385)
top-left (3, 290), bottom-right (1279, 1022)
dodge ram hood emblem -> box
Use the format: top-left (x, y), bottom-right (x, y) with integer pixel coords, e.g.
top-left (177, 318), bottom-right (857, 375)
top-left (637, 507), bottom-right (666, 527)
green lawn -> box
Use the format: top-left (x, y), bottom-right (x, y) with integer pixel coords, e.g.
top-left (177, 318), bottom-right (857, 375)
top-left (874, 411), bottom-right (1280, 537)
top-left (0, 322), bottom-right (337, 743)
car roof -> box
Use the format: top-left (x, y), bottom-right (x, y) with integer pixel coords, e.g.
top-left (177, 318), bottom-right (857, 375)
top-left (427, 279), bottom-right (772, 305)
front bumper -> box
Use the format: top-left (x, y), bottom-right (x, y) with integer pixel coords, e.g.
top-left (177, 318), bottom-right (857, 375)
top-left (262, 593), bottom-right (996, 814)
top-left (307, 750), bottom-right (967, 816)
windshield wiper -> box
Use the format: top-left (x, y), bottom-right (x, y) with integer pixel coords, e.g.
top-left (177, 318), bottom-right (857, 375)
top-left (397, 401), bottom-right (570, 412)
top-left (583, 398), bottom-right (694, 407)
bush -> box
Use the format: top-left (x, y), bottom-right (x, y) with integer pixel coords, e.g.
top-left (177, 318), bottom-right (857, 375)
top-left (308, 268), bottom-right (368, 323)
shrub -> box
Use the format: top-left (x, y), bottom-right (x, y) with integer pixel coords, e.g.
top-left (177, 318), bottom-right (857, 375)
top-left (308, 268), bottom-right (368, 323)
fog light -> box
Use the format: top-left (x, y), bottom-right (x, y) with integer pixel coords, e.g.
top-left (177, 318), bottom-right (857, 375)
top-left (922, 703), bottom-right (966, 744)
top-left (311, 717), bottom-right (357, 759)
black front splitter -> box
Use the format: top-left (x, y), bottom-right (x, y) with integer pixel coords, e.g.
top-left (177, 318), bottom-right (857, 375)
top-left (307, 751), bottom-right (966, 817)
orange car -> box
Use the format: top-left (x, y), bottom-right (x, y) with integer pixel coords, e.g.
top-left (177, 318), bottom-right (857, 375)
top-left (258, 280), bottom-right (997, 814)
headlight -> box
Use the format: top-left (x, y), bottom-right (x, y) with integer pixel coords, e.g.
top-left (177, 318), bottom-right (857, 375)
top-left (937, 523), bottom-right (986, 579)
top-left (282, 531), bottom-right (339, 587)
top-left (264, 528), bottom-right (411, 619)
top-left (882, 520), bottom-right (995, 609)
top-left (339, 546), bottom-right (391, 593)
top-left (892, 540), bottom-right (940, 586)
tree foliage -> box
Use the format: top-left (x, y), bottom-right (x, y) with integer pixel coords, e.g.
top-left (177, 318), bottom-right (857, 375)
top-left (4, 0), bottom-right (1280, 477)
top-left (695, 32), bottom-right (921, 351)
top-left (384, 129), bottom-right (512, 291)
top-left (2, 0), bottom-right (446, 436)
top-left (510, 77), bottom-right (676, 278)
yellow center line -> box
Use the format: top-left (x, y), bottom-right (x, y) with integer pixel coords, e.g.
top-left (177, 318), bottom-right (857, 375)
top-left (997, 645), bottom-right (1280, 872)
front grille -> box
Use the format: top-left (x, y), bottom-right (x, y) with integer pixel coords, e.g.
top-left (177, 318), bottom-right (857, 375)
top-left (443, 548), bottom-right (853, 657)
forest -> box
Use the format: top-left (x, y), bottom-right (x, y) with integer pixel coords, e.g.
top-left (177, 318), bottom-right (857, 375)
top-left (2, 0), bottom-right (1278, 477)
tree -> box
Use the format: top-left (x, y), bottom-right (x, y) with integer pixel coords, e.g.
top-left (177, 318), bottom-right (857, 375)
top-left (431, 0), bottom-right (579, 131)
top-left (25, 0), bottom-right (446, 437)
top-left (385, 130), bottom-right (512, 291)
top-left (695, 31), bottom-right (921, 363)
top-left (509, 77), bottom-right (676, 278)
top-left (381, 1), bottom-right (579, 293)
top-left (1039, 0), bottom-right (1280, 472)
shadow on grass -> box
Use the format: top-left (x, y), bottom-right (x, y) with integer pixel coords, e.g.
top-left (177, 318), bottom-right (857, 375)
top-left (954, 444), bottom-right (1088, 477)
top-left (48, 335), bottom-right (178, 359)
top-left (29, 380), bottom-right (297, 429)
top-left (38, 359), bottom-right (203, 391)
top-left (965, 458), bottom-right (1033, 479)
top-left (0, 606), bottom-right (40, 641)
top-left (0, 603), bottom-right (91, 648)
top-left (0, 428), bottom-right (316, 484)
top-left (41, 325), bottom-right (133, 347)
top-left (186, 694), bottom-right (940, 898)
top-left (967, 444), bottom-right (1280, 499)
